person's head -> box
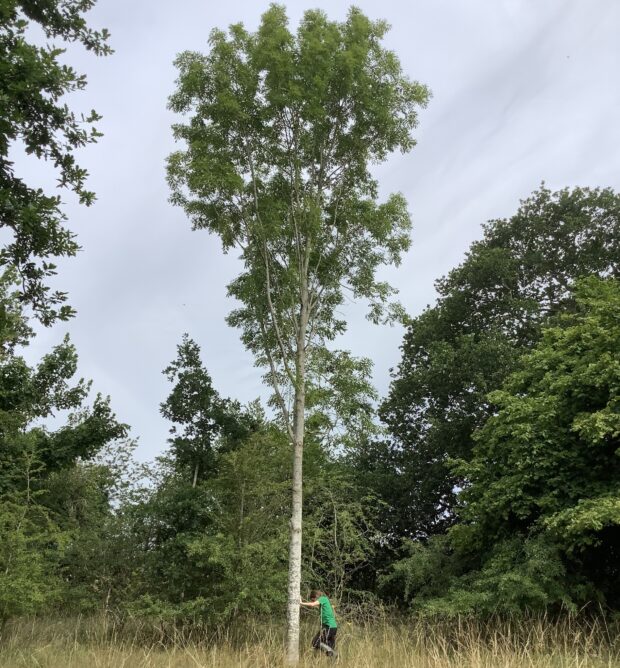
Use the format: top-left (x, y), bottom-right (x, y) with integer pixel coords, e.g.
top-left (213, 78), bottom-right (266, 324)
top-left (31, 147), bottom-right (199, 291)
top-left (310, 590), bottom-right (322, 601)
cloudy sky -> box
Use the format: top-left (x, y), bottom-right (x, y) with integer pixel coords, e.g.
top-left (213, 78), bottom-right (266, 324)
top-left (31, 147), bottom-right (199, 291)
top-left (19, 0), bottom-right (620, 461)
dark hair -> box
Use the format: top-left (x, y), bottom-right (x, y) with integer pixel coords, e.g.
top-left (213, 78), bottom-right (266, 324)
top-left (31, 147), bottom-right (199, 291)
top-left (310, 589), bottom-right (322, 601)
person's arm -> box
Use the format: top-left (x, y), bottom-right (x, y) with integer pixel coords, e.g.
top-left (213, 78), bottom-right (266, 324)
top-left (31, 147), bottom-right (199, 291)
top-left (299, 597), bottom-right (320, 608)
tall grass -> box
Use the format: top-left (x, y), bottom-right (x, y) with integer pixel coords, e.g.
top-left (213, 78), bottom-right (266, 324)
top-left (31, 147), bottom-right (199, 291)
top-left (1, 613), bottom-right (618, 667)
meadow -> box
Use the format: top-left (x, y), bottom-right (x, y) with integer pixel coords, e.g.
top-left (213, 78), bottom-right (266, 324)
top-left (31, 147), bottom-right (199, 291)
top-left (1, 614), bottom-right (618, 668)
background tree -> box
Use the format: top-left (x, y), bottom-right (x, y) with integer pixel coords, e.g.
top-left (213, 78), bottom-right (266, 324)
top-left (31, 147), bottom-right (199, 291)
top-left (122, 428), bottom-right (377, 625)
top-left (0, 0), bottom-right (111, 324)
top-left (303, 452), bottom-right (378, 604)
top-left (375, 185), bottom-right (620, 543)
top-left (41, 438), bottom-right (141, 613)
top-left (119, 339), bottom-right (266, 613)
top-left (0, 1), bottom-right (120, 623)
top-left (160, 334), bottom-right (256, 487)
top-left (167, 6), bottom-right (428, 661)
top-left (0, 271), bottom-right (128, 623)
top-left (455, 276), bottom-right (620, 611)
top-left (388, 278), bottom-right (620, 614)
top-left (0, 434), bottom-right (62, 626)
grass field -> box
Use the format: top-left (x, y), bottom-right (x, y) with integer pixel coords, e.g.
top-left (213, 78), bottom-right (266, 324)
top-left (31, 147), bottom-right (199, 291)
top-left (1, 614), bottom-right (618, 667)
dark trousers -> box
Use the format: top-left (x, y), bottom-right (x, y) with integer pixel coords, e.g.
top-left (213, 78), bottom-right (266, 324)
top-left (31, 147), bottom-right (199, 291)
top-left (312, 625), bottom-right (337, 652)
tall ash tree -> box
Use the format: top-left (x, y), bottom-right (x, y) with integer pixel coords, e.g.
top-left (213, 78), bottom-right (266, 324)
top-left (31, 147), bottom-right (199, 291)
top-left (167, 5), bottom-right (428, 662)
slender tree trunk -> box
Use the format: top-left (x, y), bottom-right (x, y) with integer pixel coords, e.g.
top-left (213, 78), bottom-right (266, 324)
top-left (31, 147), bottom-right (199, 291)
top-left (285, 373), bottom-right (305, 664)
top-left (286, 299), bottom-right (308, 665)
top-left (192, 462), bottom-right (199, 488)
top-left (239, 481), bottom-right (245, 550)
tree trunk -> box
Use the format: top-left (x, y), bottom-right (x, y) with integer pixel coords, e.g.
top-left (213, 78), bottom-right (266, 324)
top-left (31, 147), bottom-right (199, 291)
top-left (285, 302), bottom-right (308, 665)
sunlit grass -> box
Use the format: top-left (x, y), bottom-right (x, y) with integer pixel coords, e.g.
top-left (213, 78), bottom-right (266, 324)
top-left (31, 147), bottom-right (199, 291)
top-left (1, 613), bottom-right (618, 667)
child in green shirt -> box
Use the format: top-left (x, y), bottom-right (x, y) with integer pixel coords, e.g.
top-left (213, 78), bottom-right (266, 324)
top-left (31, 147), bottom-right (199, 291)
top-left (300, 589), bottom-right (338, 658)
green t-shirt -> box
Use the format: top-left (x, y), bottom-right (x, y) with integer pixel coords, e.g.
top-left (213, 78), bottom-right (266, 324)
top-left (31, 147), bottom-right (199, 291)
top-left (318, 595), bottom-right (337, 628)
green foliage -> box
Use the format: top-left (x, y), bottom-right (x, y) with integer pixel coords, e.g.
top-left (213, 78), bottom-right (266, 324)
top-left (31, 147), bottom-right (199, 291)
top-left (0, 6), bottom-right (119, 615)
top-left (546, 496), bottom-right (620, 552)
top-left (122, 466), bottom-right (221, 614)
top-left (160, 334), bottom-right (259, 485)
top-left (305, 348), bottom-right (378, 450)
top-left (416, 536), bottom-right (570, 617)
top-left (0, 445), bottom-right (63, 624)
top-left (303, 445), bottom-right (379, 602)
top-left (378, 535), bottom-right (455, 605)
top-left (378, 186), bottom-right (620, 540)
top-left (168, 9), bottom-right (426, 650)
top-left (0, 281), bottom-right (125, 492)
top-left (457, 278), bottom-right (619, 540)
top-left (0, 272), bottom-right (129, 621)
top-left (121, 423), bottom-right (378, 623)
top-left (184, 428), bottom-right (291, 619)
top-left (123, 348), bottom-right (287, 619)
top-left (388, 278), bottom-right (620, 615)
top-left (167, 3), bottom-right (428, 425)
top-left (42, 442), bottom-right (141, 613)
top-left (0, 501), bottom-right (62, 623)
top-left (0, 0), bottom-right (111, 323)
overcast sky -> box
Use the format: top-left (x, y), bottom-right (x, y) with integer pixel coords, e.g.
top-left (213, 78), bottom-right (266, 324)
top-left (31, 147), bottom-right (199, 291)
top-left (18, 0), bottom-right (620, 462)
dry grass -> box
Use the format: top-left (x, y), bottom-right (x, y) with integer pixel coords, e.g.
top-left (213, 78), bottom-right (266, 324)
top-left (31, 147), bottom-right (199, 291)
top-left (0, 614), bottom-right (618, 667)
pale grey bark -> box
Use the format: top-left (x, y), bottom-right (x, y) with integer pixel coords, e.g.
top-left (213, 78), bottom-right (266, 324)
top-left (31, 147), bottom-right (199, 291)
top-left (285, 394), bottom-right (304, 664)
top-left (285, 282), bottom-right (309, 665)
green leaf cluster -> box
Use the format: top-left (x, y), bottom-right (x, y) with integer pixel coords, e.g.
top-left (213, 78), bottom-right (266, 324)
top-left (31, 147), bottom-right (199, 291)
top-left (0, 271), bottom-right (129, 623)
top-left (377, 186), bottom-right (620, 539)
top-left (0, 0), bottom-right (111, 323)
top-left (385, 277), bottom-right (620, 614)
top-left (167, 4), bottom-right (428, 421)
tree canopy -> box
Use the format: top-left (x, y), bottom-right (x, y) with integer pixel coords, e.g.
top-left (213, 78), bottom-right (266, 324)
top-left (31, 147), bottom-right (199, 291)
top-left (376, 185), bottom-right (620, 539)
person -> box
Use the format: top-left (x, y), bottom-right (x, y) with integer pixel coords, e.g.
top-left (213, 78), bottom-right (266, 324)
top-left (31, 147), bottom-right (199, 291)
top-left (300, 589), bottom-right (338, 658)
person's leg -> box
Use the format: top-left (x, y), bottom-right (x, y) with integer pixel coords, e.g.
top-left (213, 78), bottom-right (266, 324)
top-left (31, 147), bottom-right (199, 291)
top-left (317, 626), bottom-right (338, 657)
top-left (324, 628), bottom-right (338, 657)
top-left (311, 630), bottom-right (321, 650)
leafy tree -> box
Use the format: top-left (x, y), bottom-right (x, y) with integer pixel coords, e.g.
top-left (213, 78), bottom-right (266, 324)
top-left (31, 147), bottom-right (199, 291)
top-left (388, 278), bottom-right (620, 614)
top-left (377, 534), bottom-right (456, 606)
top-left (41, 439), bottom-right (140, 612)
top-left (125, 344), bottom-right (267, 613)
top-left (125, 425), bottom-right (377, 624)
top-left (0, 272), bottom-right (128, 622)
top-left (0, 0), bottom-right (111, 324)
top-left (122, 428), bottom-right (285, 620)
top-left (167, 6), bottom-right (428, 660)
top-left (160, 334), bottom-right (256, 487)
top-left (303, 455), bottom-right (379, 604)
top-left (0, 434), bottom-right (132, 623)
top-left (125, 459), bottom-right (221, 611)
top-left (454, 277), bottom-right (620, 608)
top-left (126, 339), bottom-right (376, 623)
top-left (378, 186), bottom-right (620, 541)
top-left (0, 435), bottom-right (62, 626)
top-left (181, 427), bottom-right (291, 620)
